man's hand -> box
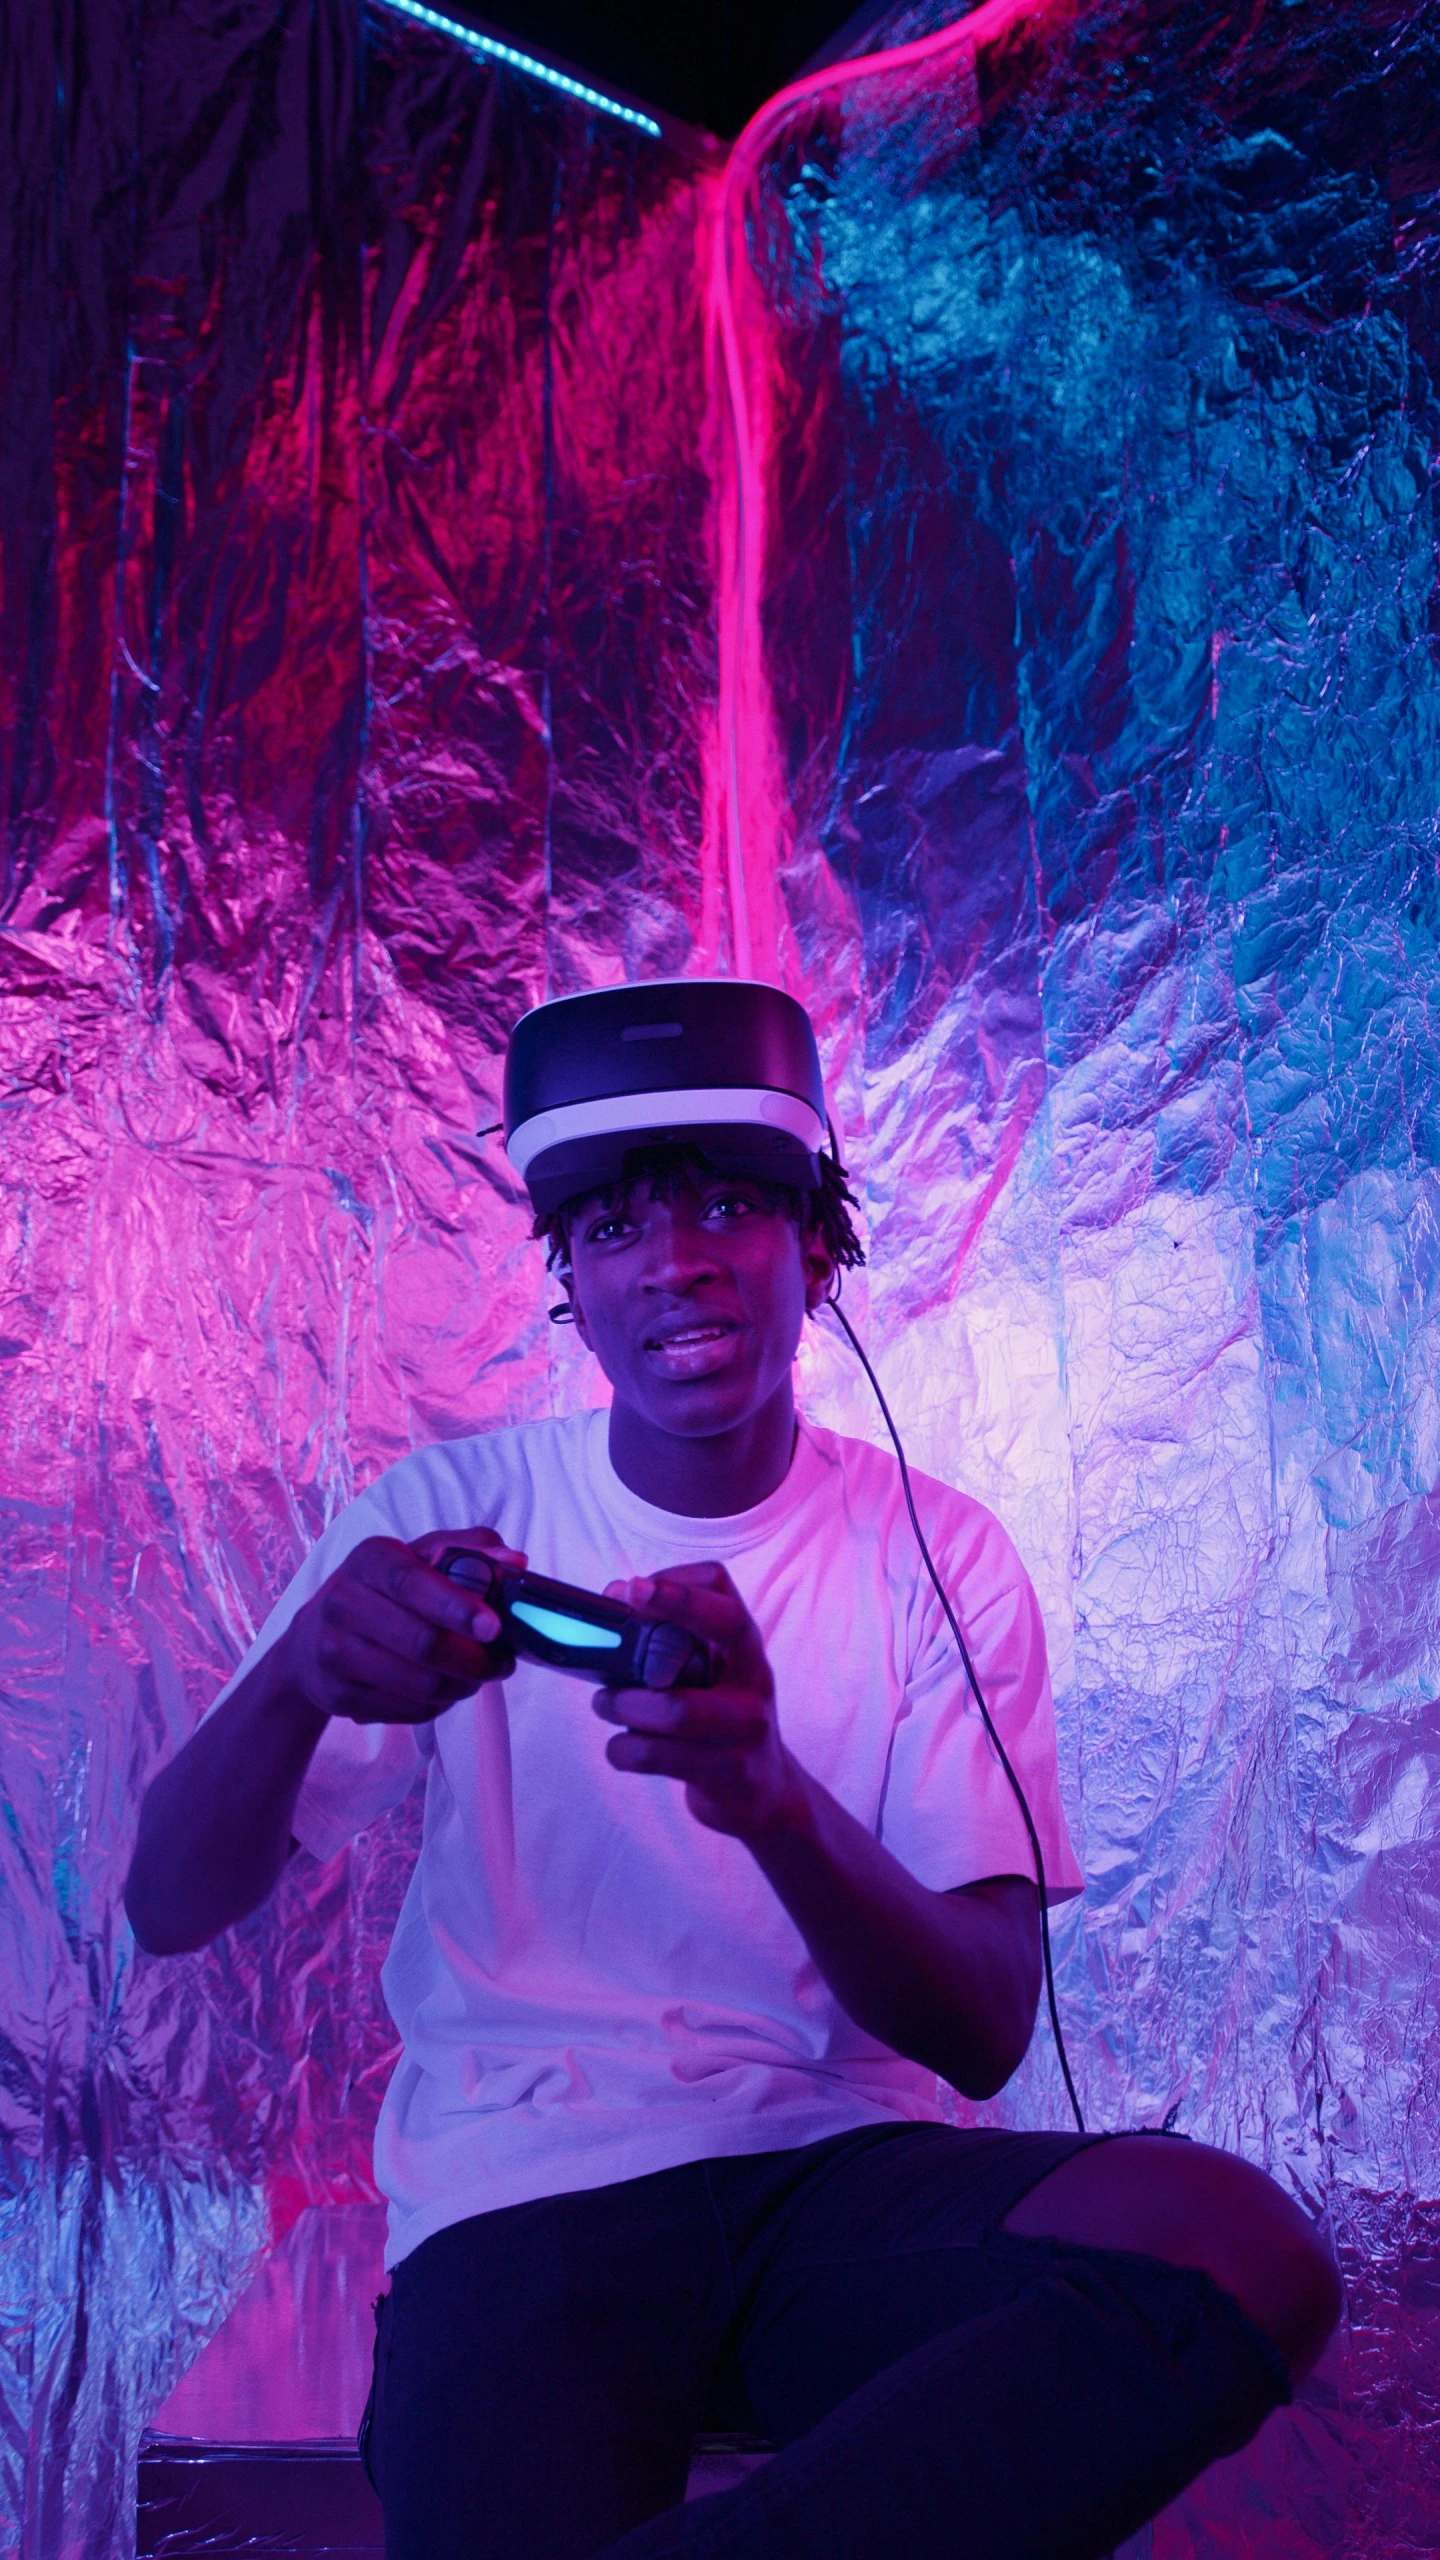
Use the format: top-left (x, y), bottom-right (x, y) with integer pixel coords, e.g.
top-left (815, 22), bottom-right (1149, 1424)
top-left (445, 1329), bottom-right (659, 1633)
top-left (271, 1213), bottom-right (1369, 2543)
top-left (280, 1528), bottom-right (526, 1725)
top-left (593, 1562), bottom-right (801, 1838)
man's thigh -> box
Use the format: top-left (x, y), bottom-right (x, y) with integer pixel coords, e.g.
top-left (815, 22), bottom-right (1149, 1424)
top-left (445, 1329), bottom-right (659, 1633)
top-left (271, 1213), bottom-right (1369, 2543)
top-left (371, 2167), bottom-right (729, 2560)
top-left (719, 2123), bottom-right (1108, 2443)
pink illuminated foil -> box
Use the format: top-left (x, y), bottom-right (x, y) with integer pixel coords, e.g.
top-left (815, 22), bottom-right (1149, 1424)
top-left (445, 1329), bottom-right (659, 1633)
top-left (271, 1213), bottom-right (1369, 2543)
top-left (1, 0), bottom-right (1438, 2553)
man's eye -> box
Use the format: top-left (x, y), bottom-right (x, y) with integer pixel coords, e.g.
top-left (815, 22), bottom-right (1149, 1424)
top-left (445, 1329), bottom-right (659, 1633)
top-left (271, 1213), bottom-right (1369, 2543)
top-left (585, 1214), bottom-right (633, 1245)
top-left (705, 1192), bottom-right (758, 1221)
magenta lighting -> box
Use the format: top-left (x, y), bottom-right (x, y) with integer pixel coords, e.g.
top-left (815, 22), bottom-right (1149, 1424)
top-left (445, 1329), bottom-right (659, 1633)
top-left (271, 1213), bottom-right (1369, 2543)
top-left (369, 0), bottom-right (664, 136)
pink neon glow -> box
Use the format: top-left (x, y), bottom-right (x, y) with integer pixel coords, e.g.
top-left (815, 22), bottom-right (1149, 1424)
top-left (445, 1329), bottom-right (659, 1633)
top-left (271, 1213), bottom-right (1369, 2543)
top-left (705, 0), bottom-right (1058, 984)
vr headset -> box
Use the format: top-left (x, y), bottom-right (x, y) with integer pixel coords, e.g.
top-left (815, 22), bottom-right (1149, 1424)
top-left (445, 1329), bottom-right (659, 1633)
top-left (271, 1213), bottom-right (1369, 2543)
top-left (503, 980), bottom-right (829, 1216)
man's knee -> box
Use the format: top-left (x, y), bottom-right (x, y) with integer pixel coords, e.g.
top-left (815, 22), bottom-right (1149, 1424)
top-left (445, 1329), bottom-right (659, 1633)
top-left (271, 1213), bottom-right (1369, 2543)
top-left (1004, 2136), bottom-right (1342, 2380)
top-left (1204, 2158), bottom-right (1342, 2379)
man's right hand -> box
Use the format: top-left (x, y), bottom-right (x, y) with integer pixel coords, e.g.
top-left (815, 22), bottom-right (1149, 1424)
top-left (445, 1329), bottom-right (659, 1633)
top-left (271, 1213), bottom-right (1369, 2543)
top-left (124, 1527), bottom-right (528, 1954)
top-left (279, 1529), bottom-right (528, 1726)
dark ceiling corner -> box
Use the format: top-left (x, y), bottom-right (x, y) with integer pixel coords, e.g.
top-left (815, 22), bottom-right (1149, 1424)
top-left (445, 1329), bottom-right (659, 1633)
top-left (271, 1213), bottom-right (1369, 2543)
top-left (408, 2), bottom-right (913, 139)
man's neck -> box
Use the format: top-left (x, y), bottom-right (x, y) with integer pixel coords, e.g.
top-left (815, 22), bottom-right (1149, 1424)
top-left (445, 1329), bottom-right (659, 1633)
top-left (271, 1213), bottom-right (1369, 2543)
top-left (606, 1384), bottom-right (798, 1518)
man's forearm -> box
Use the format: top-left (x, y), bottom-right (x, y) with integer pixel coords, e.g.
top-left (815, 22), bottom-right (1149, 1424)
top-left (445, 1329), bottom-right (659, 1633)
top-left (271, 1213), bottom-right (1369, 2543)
top-left (126, 1528), bottom-right (523, 1956)
top-left (747, 1761), bottom-right (1040, 2099)
top-left (124, 1646), bottom-right (328, 1955)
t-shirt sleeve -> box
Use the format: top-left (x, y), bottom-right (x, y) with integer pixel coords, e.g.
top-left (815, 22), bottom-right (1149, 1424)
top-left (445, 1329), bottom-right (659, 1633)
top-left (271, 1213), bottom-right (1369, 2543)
top-left (877, 1506), bottom-right (1083, 1906)
top-left (204, 1483), bottom-right (431, 1866)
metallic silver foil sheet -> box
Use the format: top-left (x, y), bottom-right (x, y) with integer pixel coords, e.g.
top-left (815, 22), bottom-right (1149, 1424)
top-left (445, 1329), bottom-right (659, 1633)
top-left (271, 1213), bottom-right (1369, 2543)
top-left (741, 1), bottom-right (1440, 2549)
top-left (1, 0), bottom-right (1438, 2551)
top-left (0, 3), bottom-right (715, 2549)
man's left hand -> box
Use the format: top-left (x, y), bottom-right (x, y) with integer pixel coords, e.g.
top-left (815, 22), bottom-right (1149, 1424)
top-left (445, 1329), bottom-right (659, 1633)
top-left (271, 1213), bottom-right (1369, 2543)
top-left (593, 1563), bottom-right (802, 1839)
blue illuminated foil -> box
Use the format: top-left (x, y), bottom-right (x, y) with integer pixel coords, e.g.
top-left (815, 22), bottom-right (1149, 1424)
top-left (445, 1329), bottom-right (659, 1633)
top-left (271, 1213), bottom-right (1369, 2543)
top-left (764, 3), bottom-right (1440, 2549)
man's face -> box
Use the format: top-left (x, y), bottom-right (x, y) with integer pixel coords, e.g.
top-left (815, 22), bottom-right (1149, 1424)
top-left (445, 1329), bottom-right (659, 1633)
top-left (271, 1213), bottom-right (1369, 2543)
top-left (565, 1171), bottom-right (833, 1443)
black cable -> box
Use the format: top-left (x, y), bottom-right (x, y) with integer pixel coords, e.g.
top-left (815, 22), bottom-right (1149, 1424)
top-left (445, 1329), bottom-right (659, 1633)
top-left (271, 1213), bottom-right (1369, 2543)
top-left (823, 1293), bottom-right (1086, 2136)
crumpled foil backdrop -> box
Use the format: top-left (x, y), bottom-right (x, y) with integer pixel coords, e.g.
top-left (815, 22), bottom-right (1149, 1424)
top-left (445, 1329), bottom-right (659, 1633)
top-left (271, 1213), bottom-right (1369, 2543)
top-left (0, 0), bottom-right (1436, 2552)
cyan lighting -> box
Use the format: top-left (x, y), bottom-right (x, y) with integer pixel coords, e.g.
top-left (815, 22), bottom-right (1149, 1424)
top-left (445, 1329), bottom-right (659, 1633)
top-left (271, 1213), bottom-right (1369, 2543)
top-left (510, 1600), bottom-right (623, 1649)
top-left (370, 0), bottom-right (664, 138)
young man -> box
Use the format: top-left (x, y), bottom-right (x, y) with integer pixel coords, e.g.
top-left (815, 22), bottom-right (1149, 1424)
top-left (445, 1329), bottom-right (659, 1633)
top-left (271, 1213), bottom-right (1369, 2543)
top-left (126, 982), bottom-right (1339, 2560)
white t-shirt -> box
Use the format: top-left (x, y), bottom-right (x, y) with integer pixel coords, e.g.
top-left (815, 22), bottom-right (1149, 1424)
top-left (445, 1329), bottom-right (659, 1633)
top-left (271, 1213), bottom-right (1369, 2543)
top-left (218, 1409), bottom-right (1083, 2267)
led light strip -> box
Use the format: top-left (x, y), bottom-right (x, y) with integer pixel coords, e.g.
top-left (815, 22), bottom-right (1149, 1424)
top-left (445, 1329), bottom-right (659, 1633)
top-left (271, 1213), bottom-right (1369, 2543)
top-left (371, 0), bottom-right (663, 138)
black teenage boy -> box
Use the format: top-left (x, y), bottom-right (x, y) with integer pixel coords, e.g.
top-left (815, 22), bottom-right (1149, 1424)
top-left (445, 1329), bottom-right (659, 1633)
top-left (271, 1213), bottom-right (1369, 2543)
top-left (126, 983), bottom-right (1339, 2560)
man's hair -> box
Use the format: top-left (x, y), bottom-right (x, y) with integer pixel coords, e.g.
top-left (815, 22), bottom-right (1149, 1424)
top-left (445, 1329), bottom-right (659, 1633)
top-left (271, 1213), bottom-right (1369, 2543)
top-left (533, 1140), bottom-right (866, 1289)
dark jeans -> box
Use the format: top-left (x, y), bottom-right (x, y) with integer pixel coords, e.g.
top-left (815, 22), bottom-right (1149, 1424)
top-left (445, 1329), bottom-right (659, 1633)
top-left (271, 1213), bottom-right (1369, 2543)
top-left (365, 2123), bottom-right (1289, 2560)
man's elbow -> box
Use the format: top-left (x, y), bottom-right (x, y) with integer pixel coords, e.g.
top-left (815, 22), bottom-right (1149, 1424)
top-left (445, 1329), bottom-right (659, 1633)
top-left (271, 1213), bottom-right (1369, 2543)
top-left (938, 1963), bottom-right (1040, 2100)
top-left (124, 1881), bottom-right (170, 1957)
top-left (123, 1861), bottom-right (198, 1957)
top-left (124, 1824), bottom-right (300, 1954)
top-left (954, 2049), bottom-right (1029, 2103)
top-left (946, 2015), bottom-right (1034, 2103)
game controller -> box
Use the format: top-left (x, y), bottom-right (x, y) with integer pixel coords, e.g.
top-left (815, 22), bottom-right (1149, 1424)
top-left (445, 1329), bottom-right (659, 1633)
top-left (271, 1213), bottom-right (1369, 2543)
top-left (436, 1548), bottom-right (716, 1690)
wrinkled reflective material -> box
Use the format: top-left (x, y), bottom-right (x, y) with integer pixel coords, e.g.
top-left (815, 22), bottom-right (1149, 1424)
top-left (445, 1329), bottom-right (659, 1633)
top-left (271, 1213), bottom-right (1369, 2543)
top-left (738, 2), bottom-right (1440, 2550)
top-left (0, 3), bottom-right (715, 2550)
top-left (1, 0), bottom-right (1437, 2551)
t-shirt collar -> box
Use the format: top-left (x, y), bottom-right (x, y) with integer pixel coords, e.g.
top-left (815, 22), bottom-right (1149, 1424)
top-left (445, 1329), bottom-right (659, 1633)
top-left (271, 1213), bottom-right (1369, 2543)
top-left (586, 1407), bottom-right (829, 1556)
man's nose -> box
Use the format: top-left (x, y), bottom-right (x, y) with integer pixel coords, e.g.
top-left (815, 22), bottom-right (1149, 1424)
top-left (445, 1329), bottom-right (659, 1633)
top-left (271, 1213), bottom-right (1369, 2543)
top-left (641, 1205), bottom-right (718, 1289)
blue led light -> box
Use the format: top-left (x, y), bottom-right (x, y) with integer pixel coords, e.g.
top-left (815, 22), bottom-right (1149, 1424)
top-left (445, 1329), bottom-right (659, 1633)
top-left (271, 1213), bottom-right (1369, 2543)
top-left (511, 1600), bottom-right (623, 1650)
top-left (370, 0), bottom-right (664, 138)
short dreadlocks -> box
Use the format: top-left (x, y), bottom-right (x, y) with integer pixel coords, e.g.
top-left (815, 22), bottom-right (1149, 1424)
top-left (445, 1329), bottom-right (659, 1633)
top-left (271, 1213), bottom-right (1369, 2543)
top-left (533, 1138), bottom-right (866, 1291)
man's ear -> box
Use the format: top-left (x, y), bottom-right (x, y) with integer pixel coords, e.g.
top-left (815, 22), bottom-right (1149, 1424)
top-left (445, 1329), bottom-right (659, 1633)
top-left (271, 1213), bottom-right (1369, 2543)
top-left (802, 1225), bottom-right (836, 1316)
top-left (567, 1273), bottom-right (593, 1349)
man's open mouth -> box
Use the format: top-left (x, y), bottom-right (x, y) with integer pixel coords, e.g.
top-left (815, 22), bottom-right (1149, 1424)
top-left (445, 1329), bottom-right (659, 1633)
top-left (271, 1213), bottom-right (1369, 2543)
top-left (643, 1320), bottom-right (736, 1352)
